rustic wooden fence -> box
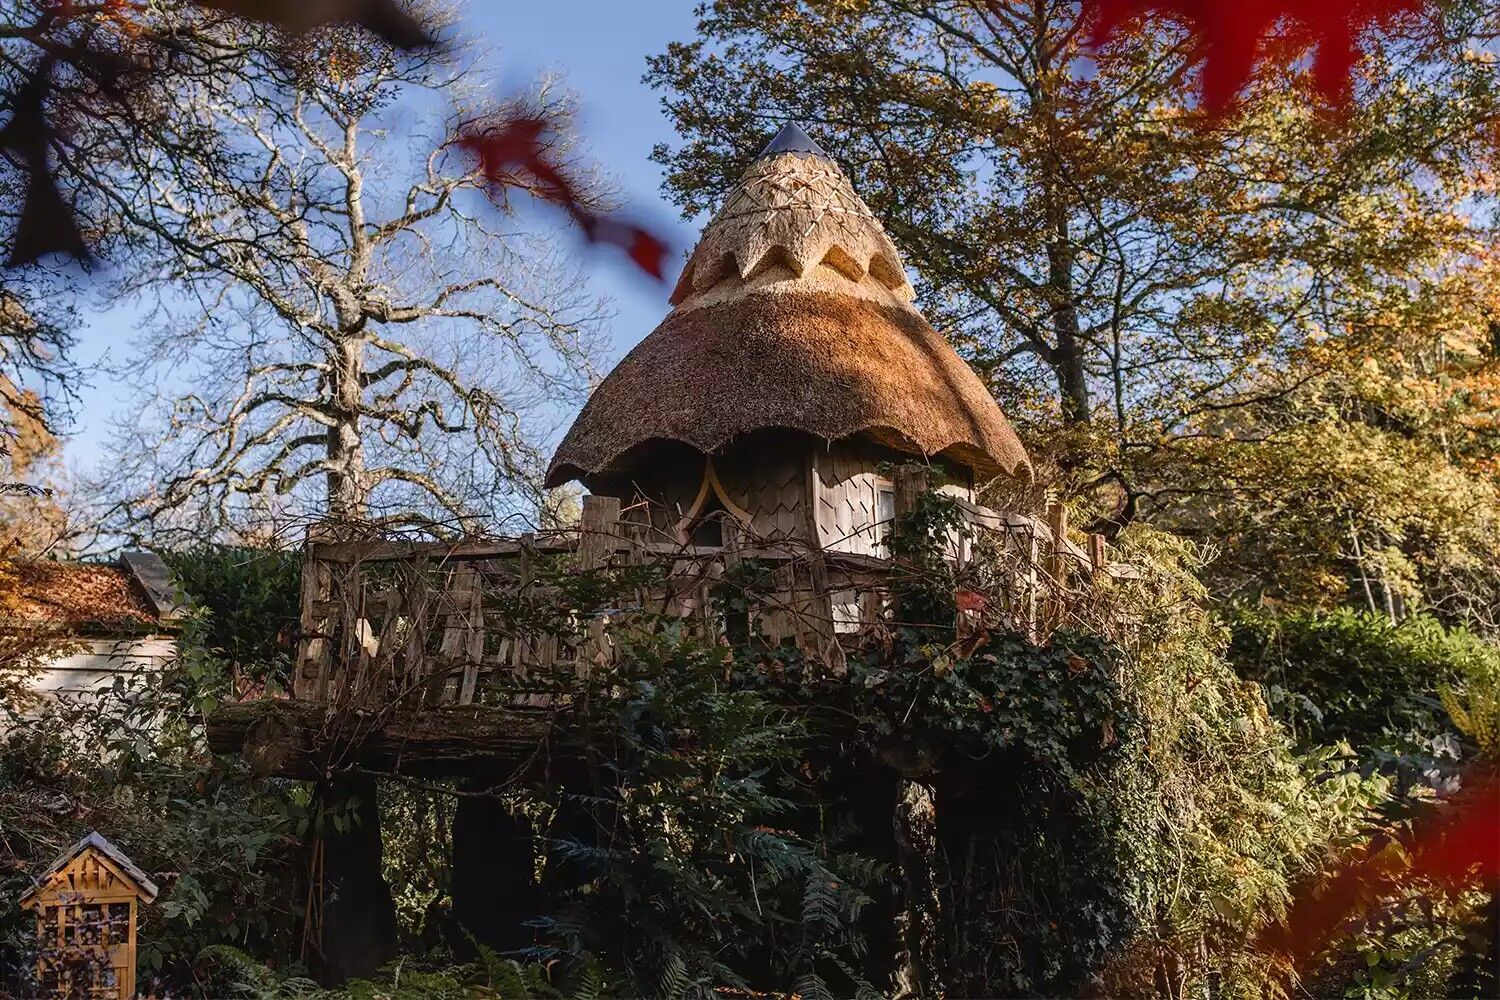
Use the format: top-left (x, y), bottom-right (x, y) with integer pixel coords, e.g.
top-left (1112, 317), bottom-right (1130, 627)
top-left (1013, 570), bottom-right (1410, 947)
top-left (289, 471), bottom-right (1140, 713)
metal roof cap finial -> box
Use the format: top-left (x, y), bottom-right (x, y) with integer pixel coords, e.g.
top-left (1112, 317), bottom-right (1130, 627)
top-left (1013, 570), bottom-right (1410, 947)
top-left (755, 122), bottom-right (832, 161)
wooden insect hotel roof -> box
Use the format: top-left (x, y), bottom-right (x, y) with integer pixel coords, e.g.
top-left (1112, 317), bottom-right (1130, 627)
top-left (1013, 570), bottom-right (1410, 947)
top-left (545, 124), bottom-right (1031, 487)
top-left (20, 832), bottom-right (160, 907)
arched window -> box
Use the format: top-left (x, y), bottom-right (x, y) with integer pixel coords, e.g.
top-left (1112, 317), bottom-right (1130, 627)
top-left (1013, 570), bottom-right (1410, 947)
top-left (687, 495), bottom-right (731, 547)
top-left (674, 457), bottom-right (752, 546)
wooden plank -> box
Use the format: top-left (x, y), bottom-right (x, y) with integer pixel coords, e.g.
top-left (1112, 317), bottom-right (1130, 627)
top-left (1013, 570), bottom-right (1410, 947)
top-left (311, 535), bottom-right (577, 565)
top-left (1044, 501), bottom-right (1069, 634)
top-left (293, 538), bottom-right (335, 702)
top-left (120, 550), bottom-right (183, 623)
top-left (437, 567), bottom-right (483, 706)
top-left (577, 496), bottom-right (622, 677)
top-left (205, 700), bottom-right (567, 778)
top-left (1088, 533), bottom-right (1108, 578)
top-left (1025, 523), bottom-right (1040, 642)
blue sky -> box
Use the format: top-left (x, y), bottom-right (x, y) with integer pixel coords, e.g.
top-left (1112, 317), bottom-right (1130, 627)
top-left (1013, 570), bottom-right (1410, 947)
top-left (63, 0), bottom-right (704, 469)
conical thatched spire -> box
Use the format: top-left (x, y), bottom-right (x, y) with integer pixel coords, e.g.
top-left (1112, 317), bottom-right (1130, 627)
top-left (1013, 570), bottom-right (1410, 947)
top-left (667, 127), bottom-right (913, 307)
top-left (545, 126), bottom-right (1031, 488)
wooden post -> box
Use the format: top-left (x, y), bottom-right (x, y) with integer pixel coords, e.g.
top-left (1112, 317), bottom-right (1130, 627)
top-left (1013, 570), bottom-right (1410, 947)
top-left (450, 779), bottom-right (542, 956)
top-left (1024, 524), bottom-right (1041, 642)
top-left (1044, 501), bottom-right (1069, 634)
top-left (1088, 532), bottom-right (1108, 579)
top-left (396, 565), bottom-right (432, 702)
top-left (577, 494), bottom-right (622, 572)
top-left (437, 566), bottom-right (484, 706)
top-left (516, 533), bottom-right (539, 672)
top-left (796, 449), bottom-right (836, 660)
top-left (892, 465), bottom-right (930, 521)
top-left (719, 518), bottom-right (751, 643)
top-left (577, 496), bottom-right (621, 677)
top-left (888, 465), bottom-right (933, 633)
top-left (311, 774), bottom-right (398, 985)
top-left (294, 521), bottom-right (340, 702)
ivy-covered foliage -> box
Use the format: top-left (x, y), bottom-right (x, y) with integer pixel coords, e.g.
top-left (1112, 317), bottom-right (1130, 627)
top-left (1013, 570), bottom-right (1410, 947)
top-left (477, 491), bottom-right (1386, 999)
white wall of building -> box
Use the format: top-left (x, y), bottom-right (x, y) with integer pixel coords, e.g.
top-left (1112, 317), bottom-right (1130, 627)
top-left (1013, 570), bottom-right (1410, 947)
top-left (29, 637), bottom-right (177, 702)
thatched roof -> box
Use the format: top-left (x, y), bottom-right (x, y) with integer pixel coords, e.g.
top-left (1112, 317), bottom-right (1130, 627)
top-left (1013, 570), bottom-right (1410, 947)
top-left (667, 125), bottom-right (915, 307)
top-left (546, 125), bottom-right (1030, 487)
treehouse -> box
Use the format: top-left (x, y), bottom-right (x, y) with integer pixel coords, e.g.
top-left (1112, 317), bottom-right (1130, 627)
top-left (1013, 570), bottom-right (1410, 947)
top-left (201, 125), bottom-right (1143, 984)
top-left (546, 123), bottom-right (1032, 554)
top-left (209, 125), bottom-right (1137, 773)
top-left (20, 832), bottom-right (158, 1000)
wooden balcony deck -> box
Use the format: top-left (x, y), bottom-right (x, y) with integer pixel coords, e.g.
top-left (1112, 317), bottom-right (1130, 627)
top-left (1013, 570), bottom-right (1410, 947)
top-left (207, 473), bottom-right (1140, 776)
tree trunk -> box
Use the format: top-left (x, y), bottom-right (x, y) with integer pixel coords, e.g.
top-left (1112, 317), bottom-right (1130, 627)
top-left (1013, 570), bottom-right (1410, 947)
top-left (308, 773), bottom-right (398, 985)
top-left (893, 778), bottom-right (942, 998)
top-left (1046, 237), bottom-right (1090, 427)
top-left (450, 781), bottom-right (542, 955)
top-left (1033, 0), bottom-right (1091, 432)
top-left (326, 333), bottom-right (366, 520)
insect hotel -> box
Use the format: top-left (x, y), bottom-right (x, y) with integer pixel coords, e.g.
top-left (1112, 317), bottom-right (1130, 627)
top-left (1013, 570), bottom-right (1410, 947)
top-left (20, 832), bottom-right (158, 1000)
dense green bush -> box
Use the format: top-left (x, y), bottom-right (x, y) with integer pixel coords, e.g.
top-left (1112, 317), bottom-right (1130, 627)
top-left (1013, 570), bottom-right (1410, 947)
top-left (1225, 608), bottom-right (1484, 761)
top-left (164, 546), bottom-right (301, 689)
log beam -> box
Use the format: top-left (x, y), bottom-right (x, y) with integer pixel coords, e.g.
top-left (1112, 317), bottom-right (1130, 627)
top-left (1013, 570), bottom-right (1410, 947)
top-left (206, 700), bottom-right (568, 778)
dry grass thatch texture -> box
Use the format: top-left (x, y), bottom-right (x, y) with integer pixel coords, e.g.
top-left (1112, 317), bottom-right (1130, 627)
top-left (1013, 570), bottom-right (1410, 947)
top-left (546, 289), bottom-right (1032, 487)
top-left (670, 150), bottom-right (914, 306)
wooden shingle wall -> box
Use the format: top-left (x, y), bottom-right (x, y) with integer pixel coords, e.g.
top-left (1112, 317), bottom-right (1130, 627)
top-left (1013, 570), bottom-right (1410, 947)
top-left (814, 440), bottom-right (974, 556)
top-left (610, 441), bottom-right (814, 546)
top-left (715, 447), bottom-right (809, 543)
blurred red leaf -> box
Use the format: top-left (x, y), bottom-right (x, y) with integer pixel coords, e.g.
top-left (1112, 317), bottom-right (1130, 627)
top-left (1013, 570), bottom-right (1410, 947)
top-left (457, 115), bottom-right (670, 281)
top-left (1260, 769), bottom-right (1500, 971)
top-left (1084, 0), bottom-right (1426, 110)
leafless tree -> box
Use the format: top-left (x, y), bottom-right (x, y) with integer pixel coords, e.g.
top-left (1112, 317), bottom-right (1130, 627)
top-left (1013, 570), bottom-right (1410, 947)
top-left (84, 14), bottom-right (607, 545)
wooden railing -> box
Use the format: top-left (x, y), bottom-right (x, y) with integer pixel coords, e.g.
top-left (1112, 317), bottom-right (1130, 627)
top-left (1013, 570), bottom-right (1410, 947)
top-left (290, 472), bottom-right (1140, 712)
